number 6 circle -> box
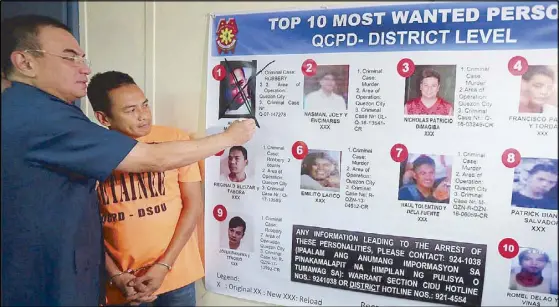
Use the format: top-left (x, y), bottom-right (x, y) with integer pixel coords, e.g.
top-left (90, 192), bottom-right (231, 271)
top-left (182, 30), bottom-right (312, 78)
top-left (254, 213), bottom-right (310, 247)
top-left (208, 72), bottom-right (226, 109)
top-left (292, 141), bottom-right (309, 160)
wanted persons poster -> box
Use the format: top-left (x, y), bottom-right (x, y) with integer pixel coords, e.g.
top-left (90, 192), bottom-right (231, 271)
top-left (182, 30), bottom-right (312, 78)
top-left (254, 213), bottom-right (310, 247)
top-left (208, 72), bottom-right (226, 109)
top-left (203, 1), bottom-right (558, 306)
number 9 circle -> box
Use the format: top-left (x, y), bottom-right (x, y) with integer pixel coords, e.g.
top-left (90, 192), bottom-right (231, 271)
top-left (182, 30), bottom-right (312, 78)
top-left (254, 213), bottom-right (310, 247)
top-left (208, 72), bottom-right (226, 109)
top-left (213, 204), bottom-right (227, 222)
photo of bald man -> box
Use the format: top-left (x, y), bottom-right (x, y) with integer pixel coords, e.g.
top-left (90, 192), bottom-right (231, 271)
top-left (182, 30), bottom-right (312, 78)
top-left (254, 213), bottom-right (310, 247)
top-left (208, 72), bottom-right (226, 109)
top-left (218, 60), bottom-right (257, 119)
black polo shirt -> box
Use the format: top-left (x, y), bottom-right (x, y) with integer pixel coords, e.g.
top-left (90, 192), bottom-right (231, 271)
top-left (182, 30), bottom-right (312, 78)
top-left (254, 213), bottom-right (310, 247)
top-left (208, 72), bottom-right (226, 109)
top-left (1, 82), bottom-right (138, 306)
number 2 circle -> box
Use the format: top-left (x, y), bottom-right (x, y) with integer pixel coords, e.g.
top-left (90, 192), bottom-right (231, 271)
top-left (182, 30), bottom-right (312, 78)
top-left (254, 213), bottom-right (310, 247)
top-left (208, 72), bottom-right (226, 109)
top-left (301, 59), bottom-right (317, 77)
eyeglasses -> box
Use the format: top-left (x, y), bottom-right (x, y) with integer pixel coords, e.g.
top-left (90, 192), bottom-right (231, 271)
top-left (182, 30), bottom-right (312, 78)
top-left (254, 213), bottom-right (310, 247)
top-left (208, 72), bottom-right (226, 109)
top-left (24, 49), bottom-right (91, 67)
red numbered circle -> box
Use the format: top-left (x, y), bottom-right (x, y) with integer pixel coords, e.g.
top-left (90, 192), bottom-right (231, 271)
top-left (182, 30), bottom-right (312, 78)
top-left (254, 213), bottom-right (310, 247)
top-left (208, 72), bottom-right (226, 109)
top-left (508, 56), bottom-right (528, 76)
top-left (397, 58), bottom-right (415, 78)
top-left (215, 149), bottom-right (225, 156)
top-left (502, 148), bottom-right (521, 168)
top-left (213, 204), bottom-right (227, 222)
top-left (301, 59), bottom-right (317, 77)
top-left (292, 141), bottom-right (309, 160)
top-left (212, 64), bottom-right (226, 81)
top-left (390, 144), bottom-right (408, 162)
top-left (498, 238), bottom-right (519, 259)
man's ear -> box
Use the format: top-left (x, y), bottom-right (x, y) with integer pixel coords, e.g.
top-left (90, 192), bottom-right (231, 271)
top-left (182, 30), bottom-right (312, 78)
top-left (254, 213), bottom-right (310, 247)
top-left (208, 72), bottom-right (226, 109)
top-left (10, 51), bottom-right (38, 78)
top-left (94, 111), bottom-right (111, 127)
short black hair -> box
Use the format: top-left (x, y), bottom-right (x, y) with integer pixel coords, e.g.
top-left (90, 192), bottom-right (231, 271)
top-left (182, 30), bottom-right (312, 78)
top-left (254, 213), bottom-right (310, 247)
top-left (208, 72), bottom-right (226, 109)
top-left (317, 68), bottom-right (337, 80)
top-left (229, 216), bottom-right (246, 233)
top-left (229, 146), bottom-right (248, 160)
top-left (1, 14), bottom-right (71, 76)
top-left (87, 71), bottom-right (137, 116)
top-left (412, 155), bottom-right (435, 170)
top-left (529, 163), bottom-right (558, 176)
top-left (518, 248), bottom-right (549, 265)
top-left (522, 65), bottom-right (555, 82)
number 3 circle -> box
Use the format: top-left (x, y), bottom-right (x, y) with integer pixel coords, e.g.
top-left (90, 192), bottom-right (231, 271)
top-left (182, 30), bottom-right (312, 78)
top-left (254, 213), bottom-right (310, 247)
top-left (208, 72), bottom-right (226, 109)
top-left (397, 59), bottom-right (415, 78)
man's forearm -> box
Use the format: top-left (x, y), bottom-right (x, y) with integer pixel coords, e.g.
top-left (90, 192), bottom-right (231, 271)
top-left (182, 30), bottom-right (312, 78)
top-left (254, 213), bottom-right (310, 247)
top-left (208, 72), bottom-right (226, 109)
top-left (105, 252), bottom-right (122, 276)
top-left (159, 182), bottom-right (204, 266)
top-left (117, 133), bottom-right (231, 173)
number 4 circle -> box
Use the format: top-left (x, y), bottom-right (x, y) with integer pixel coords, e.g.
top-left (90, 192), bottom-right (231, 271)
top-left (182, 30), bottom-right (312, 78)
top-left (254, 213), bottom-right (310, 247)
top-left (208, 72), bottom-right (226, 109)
top-left (508, 56), bottom-right (528, 76)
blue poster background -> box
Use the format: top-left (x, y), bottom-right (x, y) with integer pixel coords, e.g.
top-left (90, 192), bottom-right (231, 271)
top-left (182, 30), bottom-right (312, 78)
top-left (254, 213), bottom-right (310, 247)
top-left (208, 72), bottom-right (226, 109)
top-left (211, 1), bottom-right (558, 56)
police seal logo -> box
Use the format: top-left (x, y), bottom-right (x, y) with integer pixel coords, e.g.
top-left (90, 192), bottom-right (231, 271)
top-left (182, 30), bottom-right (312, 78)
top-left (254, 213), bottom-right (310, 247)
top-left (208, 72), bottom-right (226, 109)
top-left (216, 18), bottom-right (238, 54)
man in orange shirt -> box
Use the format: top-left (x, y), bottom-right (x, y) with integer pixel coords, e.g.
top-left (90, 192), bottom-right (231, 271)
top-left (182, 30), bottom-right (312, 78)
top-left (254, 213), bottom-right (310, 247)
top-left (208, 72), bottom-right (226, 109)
top-left (87, 71), bottom-right (204, 306)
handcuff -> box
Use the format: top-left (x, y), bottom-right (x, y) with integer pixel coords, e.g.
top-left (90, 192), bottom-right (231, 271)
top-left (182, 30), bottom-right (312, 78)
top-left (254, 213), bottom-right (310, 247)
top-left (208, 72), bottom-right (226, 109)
top-left (108, 262), bottom-right (172, 286)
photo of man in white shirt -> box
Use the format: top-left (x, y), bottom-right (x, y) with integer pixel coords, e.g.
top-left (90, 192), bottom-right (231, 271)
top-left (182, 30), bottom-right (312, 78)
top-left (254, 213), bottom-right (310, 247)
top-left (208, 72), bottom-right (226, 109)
top-left (304, 69), bottom-right (347, 111)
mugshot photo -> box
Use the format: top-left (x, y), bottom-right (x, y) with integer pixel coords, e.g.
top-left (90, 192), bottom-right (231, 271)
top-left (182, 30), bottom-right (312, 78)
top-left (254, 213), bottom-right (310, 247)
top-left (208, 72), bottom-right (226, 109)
top-left (519, 65), bottom-right (558, 114)
top-left (220, 145), bottom-right (254, 183)
top-left (218, 60), bottom-right (257, 119)
top-left (404, 65), bottom-right (456, 116)
top-left (300, 149), bottom-right (342, 192)
top-left (303, 65), bottom-right (349, 111)
top-left (511, 158), bottom-right (558, 211)
top-left (509, 247), bottom-right (558, 295)
top-left (398, 153), bottom-right (453, 204)
top-left (220, 214), bottom-right (253, 253)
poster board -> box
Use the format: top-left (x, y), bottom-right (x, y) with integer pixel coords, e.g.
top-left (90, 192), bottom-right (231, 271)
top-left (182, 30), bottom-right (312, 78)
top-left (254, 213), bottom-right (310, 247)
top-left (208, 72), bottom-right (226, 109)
top-left (204, 1), bottom-right (558, 306)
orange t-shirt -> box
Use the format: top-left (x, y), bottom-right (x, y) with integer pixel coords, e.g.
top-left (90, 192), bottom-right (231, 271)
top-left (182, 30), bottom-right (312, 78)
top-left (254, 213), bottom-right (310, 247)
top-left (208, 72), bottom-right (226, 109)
top-left (97, 125), bottom-right (205, 305)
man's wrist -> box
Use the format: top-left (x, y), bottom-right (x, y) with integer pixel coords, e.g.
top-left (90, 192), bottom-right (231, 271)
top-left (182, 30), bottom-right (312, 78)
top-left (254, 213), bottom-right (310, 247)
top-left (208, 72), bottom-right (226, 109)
top-left (216, 132), bottom-right (234, 148)
top-left (153, 261), bottom-right (172, 272)
top-left (109, 269), bottom-right (134, 286)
